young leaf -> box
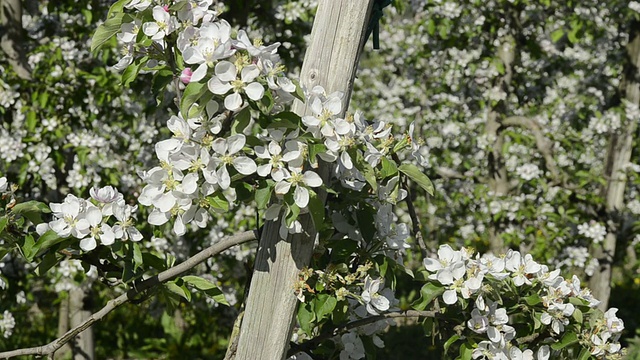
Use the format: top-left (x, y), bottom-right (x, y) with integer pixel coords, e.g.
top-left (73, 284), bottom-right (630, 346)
top-left (208, 192), bottom-right (229, 212)
top-left (255, 181), bottom-right (273, 210)
top-left (551, 331), bottom-right (578, 350)
top-left (313, 294), bottom-right (337, 322)
top-left (91, 12), bottom-right (125, 53)
top-left (307, 189), bottom-right (324, 230)
top-left (180, 81), bottom-right (208, 117)
top-left (398, 163), bottom-right (434, 195)
top-left (412, 282), bottom-right (444, 311)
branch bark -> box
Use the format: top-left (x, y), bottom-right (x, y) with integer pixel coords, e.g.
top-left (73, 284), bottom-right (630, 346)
top-left (0, 230), bottom-right (258, 359)
top-left (0, 0), bottom-right (32, 79)
top-left (501, 116), bottom-right (561, 182)
top-left (233, 2), bottom-right (375, 359)
top-left (589, 21), bottom-right (640, 310)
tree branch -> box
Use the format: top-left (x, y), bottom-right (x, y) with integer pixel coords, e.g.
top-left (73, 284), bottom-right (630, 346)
top-left (0, 230), bottom-right (258, 359)
top-left (501, 116), bottom-right (562, 183)
top-left (287, 310), bottom-right (438, 357)
top-left (0, 0), bottom-right (32, 79)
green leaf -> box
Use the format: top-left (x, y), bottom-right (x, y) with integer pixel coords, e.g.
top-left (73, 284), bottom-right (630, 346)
top-left (297, 303), bottom-right (315, 336)
top-left (524, 294), bottom-right (542, 306)
top-left (356, 204), bottom-right (376, 244)
top-left (577, 348), bottom-right (591, 360)
top-left (292, 80), bottom-right (306, 102)
top-left (443, 334), bottom-right (460, 354)
top-left (132, 242), bottom-right (143, 271)
top-left (255, 181), bottom-right (273, 210)
top-left (285, 203), bottom-right (300, 227)
top-left (307, 189), bottom-right (324, 230)
top-left (91, 12), bottom-right (125, 53)
top-left (232, 107), bottom-right (252, 134)
top-left (34, 230), bottom-right (65, 257)
top-left (121, 56), bottom-right (147, 87)
top-left (208, 192), bottom-right (229, 213)
top-left (551, 29), bottom-right (564, 43)
top-left (182, 275), bottom-right (218, 290)
top-left (22, 234), bottom-right (36, 261)
top-left (35, 252), bottom-right (63, 276)
top-left (551, 331), bottom-right (578, 350)
top-left (0, 217), bottom-right (8, 234)
top-left (459, 343), bottom-right (473, 360)
top-left (26, 111), bottom-right (37, 132)
top-left (412, 282), bottom-right (444, 311)
top-left (165, 281), bottom-right (191, 302)
top-left (313, 294), bottom-right (337, 322)
top-left (399, 163), bottom-right (434, 195)
top-left (572, 308), bottom-right (583, 325)
top-left (379, 157), bottom-right (398, 179)
top-left (180, 81), bottom-right (208, 117)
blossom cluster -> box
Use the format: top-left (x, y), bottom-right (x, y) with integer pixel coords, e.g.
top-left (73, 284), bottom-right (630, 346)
top-left (0, 310), bottom-right (16, 339)
top-left (111, 1), bottom-right (428, 247)
top-left (424, 245), bottom-right (624, 359)
top-left (577, 221), bottom-right (608, 244)
top-left (38, 186), bottom-right (142, 251)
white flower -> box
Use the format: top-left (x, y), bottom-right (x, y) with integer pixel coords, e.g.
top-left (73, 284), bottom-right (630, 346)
top-left (79, 206), bottom-right (115, 251)
top-left (204, 134), bottom-right (257, 189)
top-left (505, 251), bottom-right (541, 286)
top-left (49, 195), bottom-right (91, 239)
top-left (0, 177), bottom-right (7, 192)
top-left (361, 276), bottom-right (393, 315)
top-left (142, 6), bottom-right (178, 43)
top-left (0, 310), bottom-right (16, 338)
top-left (577, 221), bottom-right (607, 244)
top-left (516, 163), bottom-right (542, 181)
top-left (339, 332), bottom-right (365, 360)
top-left (274, 168), bottom-right (322, 208)
top-left (208, 62), bottom-right (265, 111)
top-left (630, 1), bottom-right (640, 13)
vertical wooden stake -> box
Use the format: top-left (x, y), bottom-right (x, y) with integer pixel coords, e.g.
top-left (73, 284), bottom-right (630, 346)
top-left (233, 1), bottom-right (375, 359)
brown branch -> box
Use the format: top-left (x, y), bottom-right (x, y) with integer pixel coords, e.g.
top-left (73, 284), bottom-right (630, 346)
top-left (0, 0), bottom-right (32, 79)
top-left (287, 310), bottom-right (438, 357)
top-left (0, 230), bottom-right (258, 359)
top-left (501, 116), bottom-right (562, 183)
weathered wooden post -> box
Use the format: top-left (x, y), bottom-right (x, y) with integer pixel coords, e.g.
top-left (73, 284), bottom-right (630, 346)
top-left (233, 1), bottom-right (375, 359)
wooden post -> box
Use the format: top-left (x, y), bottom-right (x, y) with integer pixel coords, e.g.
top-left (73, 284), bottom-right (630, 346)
top-left (233, 1), bottom-right (375, 359)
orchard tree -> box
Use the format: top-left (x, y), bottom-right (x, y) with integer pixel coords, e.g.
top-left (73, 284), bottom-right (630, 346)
top-left (0, 0), bottom-right (634, 360)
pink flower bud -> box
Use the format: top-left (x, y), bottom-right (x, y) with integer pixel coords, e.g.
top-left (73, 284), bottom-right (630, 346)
top-left (162, 5), bottom-right (169, 12)
top-left (180, 68), bottom-right (193, 84)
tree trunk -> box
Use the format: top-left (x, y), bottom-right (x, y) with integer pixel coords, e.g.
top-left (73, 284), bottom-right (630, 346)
top-left (69, 287), bottom-right (95, 360)
top-left (0, 0), bottom-right (32, 79)
top-left (589, 22), bottom-right (640, 310)
top-left (53, 295), bottom-right (72, 360)
top-left (232, 2), bottom-right (375, 359)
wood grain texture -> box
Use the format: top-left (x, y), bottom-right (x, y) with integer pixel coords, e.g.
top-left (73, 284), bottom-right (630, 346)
top-left (234, 1), bottom-right (375, 359)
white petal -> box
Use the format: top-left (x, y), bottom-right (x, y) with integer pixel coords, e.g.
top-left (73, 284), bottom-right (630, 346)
top-left (442, 289), bottom-right (458, 305)
top-left (224, 92), bottom-right (243, 111)
top-left (245, 82), bottom-right (265, 101)
top-left (241, 65), bottom-right (260, 82)
top-left (217, 165), bottom-right (231, 189)
top-left (275, 180), bottom-right (291, 195)
top-left (215, 61), bottom-right (237, 82)
top-left (208, 76), bottom-right (233, 95)
top-left (79, 237), bottom-right (97, 251)
top-left (227, 134), bottom-right (246, 154)
top-left (148, 209), bottom-right (170, 225)
top-left (233, 157), bottom-right (257, 175)
top-left (302, 171), bottom-right (322, 187)
top-left (190, 63), bottom-right (208, 83)
top-left (294, 186), bottom-right (309, 208)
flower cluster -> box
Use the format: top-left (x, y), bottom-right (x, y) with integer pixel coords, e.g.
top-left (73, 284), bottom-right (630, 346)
top-left (0, 310), bottom-right (15, 338)
top-left (38, 186), bottom-right (142, 251)
top-left (110, 1), bottom-right (428, 244)
top-left (577, 221), bottom-right (607, 244)
top-left (424, 245), bottom-right (624, 359)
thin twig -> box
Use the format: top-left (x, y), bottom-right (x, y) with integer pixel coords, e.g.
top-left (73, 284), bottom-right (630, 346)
top-left (0, 230), bottom-right (258, 359)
